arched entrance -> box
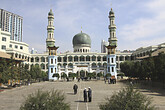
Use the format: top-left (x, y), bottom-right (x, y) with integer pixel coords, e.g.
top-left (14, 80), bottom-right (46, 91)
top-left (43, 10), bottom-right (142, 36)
top-left (77, 70), bottom-right (87, 78)
top-left (80, 70), bottom-right (85, 77)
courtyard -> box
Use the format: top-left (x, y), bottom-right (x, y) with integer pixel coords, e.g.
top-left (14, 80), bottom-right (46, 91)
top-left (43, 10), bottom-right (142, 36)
top-left (0, 80), bottom-right (165, 110)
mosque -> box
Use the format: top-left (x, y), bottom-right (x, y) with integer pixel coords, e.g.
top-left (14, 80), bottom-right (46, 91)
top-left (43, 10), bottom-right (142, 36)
top-left (46, 8), bottom-right (124, 80)
top-left (1, 8), bottom-right (165, 80)
top-left (0, 8), bottom-right (134, 80)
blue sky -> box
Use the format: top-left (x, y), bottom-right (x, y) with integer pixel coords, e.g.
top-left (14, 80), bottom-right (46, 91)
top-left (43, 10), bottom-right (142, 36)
top-left (1, 0), bottom-right (165, 53)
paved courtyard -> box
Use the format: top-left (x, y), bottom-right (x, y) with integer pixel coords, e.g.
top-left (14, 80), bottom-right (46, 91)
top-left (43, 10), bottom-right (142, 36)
top-left (0, 80), bottom-right (165, 110)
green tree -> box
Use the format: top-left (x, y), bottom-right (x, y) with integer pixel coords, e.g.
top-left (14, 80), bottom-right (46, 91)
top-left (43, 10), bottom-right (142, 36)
top-left (120, 61), bottom-right (134, 77)
top-left (61, 73), bottom-right (67, 80)
top-left (53, 73), bottom-right (59, 79)
top-left (87, 73), bottom-right (94, 79)
top-left (97, 72), bottom-right (103, 80)
top-left (0, 58), bottom-right (9, 83)
top-left (41, 71), bottom-right (48, 81)
top-left (20, 90), bottom-right (70, 110)
top-left (99, 86), bottom-right (156, 110)
top-left (30, 65), bottom-right (42, 81)
top-left (105, 73), bottom-right (111, 78)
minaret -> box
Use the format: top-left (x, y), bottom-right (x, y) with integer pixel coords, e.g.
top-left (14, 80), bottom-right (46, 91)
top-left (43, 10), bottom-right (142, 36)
top-left (46, 9), bottom-right (55, 52)
top-left (108, 8), bottom-right (117, 46)
top-left (46, 9), bottom-right (59, 81)
top-left (106, 8), bottom-right (118, 79)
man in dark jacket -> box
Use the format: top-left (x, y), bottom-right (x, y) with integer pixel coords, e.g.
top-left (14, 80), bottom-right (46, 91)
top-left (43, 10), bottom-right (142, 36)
top-left (83, 88), bottom-right (87, 102)
top-left (73, 84), bottom-right (78, 94)
top-left (88, 87), bottom-right (92, 102)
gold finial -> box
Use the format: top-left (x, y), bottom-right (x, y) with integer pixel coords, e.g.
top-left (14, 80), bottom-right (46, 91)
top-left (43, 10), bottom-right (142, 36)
top-left (110, 3), bottom-right (112, 10)
top-left (81, 26), bottom-right (82, 33)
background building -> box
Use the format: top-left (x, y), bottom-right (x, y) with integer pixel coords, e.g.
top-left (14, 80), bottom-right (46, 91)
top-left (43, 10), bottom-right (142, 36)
top-left (0, 9), bottom-right (23, 42)
top-left (101, 40), bottom-right (108, 53)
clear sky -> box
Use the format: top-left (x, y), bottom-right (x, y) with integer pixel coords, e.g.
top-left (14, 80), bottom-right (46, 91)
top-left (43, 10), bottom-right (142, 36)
top-left (1, 0), bottom-right (165, 53)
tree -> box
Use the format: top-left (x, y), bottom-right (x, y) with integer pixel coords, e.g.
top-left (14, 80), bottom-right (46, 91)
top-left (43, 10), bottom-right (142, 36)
top-left (52, 73), bottom-right (59, 79)
top-left (20, 90), bottom-right (70, 110)
top-left (99, 86), bottom-right (156, 110)
top-left (97, 72), bottom-right (103, 78)
top-left (0, 58), bottom-right (9, 84)
top-left (105, 73), bottom-right (111, 78)
top-left (97, 72), bottom-right (103, 80)
top-left (61, 73), bottom-right (67, 80)
top-left (68, 73), bottom-right (76, 80)
top-left (120, 61), bottom-right (134, 77)
top-left (30, 65), bottom-right (42, 81)
top-left (87, 73), bottom-right (94, 79)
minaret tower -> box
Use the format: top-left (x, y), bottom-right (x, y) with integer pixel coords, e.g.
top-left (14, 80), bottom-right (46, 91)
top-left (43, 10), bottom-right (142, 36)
top-left (46, 9), bottom-right (59, 80)
top-left (106, 8), bottom-right (118, 79)
top-left (46, 9), bottom-right (55, 52)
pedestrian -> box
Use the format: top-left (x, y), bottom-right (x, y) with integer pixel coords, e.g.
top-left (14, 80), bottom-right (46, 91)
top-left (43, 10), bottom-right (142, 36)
top-left (104, 77), bottom-right (106, 84)
top-left (108, 78), bottom-right (110, 84)
top-left (73, 83), bottom-right (78, 94)
top-left (83, 88), bottom-right (87, 102)
top-left (78, 77), bottom-right (80, 82)
top-left (88, 87), bottom-right (92, 102)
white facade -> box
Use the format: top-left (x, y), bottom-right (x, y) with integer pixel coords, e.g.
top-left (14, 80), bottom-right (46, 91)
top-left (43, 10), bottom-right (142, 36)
top-left (0, 8), bottom-right (134, 80)
top-left (0, 28), bottom-right (30, 62)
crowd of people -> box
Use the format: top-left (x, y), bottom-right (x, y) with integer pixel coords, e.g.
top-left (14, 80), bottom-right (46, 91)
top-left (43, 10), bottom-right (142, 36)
top-left (73, 84), bottom-right (92, 102)
top-left (72, 77), bottom-right (116, 102)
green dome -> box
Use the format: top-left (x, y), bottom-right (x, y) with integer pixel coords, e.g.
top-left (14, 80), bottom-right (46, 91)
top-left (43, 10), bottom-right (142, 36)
top-left (48, 9), bottom-right (54, 16)
top-left (73, 32), bottom-right (91, 47)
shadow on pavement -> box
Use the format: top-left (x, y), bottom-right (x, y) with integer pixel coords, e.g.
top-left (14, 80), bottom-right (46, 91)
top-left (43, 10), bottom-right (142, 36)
top-left (75, 100), bottom-right (85, 103)
top-left (119, 79), bottom-right (165, 96)
top-left (67, 92), bottom-right (75, 95)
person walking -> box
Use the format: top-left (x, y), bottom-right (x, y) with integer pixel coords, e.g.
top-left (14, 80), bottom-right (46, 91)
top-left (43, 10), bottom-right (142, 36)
top-left (108, 78), bottom-right (110, 84)
top-left (104, 77), bottom-right (106, 84)
top-left (73, 83), bottom-right (78, 94)
top-left (83, 88), bottom-right (87, 102)
top-left (88, 87), bottom-right (92, 102)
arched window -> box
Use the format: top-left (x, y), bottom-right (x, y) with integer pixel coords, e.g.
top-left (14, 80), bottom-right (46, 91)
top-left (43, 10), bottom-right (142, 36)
top-left (97, 56), bottom-right (101, 61)
top-left (63, 56), bottom-right (67, 62)
top-left (92, 63), bottom-right (97, 68)
top-left (41, 57), bottom-right (45, 62)
top-left (35, 57), bottom-right (39, 62)
top-left (80, 56), bottom-right (85, 61)
top-left (49, 33), bottom-right (51, 38)
top-left (103, 56), bottom-right (106, 61)
top-left (68, 56), bottom-right (72, 62)
top-left (51, 59), bottom-right (53, 64)
top-left (31, 57), bottom-right (34, 62)
top-left (55, 68), bottom-right (56, 73)
top-left (112, 67), bottom-right (114, 72)
top-left (86, 56), bottom-right (90, 61)
top-left (58, 57), bottom-right (61, 62)
top-left (74, 56), bottom-right (78, 62)
top-left (92, 55), bottom-right (96, 61)
top-left (111, 58), bottom-right (114, 63)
